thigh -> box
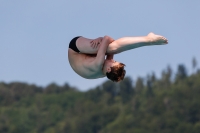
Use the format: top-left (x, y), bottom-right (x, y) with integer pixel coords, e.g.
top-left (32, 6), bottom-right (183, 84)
top-left (76, 37), bottom-right (99, 54)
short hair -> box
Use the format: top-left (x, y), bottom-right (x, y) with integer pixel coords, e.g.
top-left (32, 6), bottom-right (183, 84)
top-left (106, 63), bottom-right (126, 82)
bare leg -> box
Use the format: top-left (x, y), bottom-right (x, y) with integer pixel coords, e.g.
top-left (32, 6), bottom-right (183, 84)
top-left (106, 32), bottom-right (168, 54)
top-left (76, 32), bottom-right (168, 54)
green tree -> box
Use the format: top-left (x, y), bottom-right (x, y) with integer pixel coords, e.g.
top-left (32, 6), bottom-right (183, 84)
top-left (175, 64), bottom-right (187, 83)
top-left (192, 57), bottom-right (197, 74)
top-left (119, 77), bottom-right (134, 103)
top-left (135, 77), bottom-right (144, 92)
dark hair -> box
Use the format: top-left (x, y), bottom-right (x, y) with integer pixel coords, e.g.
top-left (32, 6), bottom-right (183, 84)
top-left (106, 63), bottom-right (126, 82)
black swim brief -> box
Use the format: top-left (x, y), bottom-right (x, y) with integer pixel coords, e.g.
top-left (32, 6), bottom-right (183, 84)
top-left (69, 36), bottom-right (81, 53)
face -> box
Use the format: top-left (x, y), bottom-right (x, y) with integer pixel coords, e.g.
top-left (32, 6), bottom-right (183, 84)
top-left (103, 59), bottom-right (120, 74)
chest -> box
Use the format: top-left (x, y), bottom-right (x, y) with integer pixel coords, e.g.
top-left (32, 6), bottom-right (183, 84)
top-left (84, 54), bottom-right (97, 62)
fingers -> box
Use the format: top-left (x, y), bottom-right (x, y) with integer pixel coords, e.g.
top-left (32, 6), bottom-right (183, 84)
top-left (90, 42), bottom-right (94, 49)
top-left (91, 40), bottom-right (101, 49)
top-left (90, 41), bottom-right (98, 49)
top-left (93, 42), bottom-right (99, 49)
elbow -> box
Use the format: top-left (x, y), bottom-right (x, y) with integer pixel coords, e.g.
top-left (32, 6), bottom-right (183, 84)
top-left (103, 35), bottom-right (110, 39)
top-left (103, 36), bottom-right (110, 43)
top-left (103, 35), bottom-right (114, 44)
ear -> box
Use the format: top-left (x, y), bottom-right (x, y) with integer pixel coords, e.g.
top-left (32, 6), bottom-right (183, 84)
top-left (107, 67), bottom-right (111, 73)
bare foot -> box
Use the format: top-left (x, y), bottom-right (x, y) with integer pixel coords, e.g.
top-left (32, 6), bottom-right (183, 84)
top-left (147, 32), bottom-right (168, 45)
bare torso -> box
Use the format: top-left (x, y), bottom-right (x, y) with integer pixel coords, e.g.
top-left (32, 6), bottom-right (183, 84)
top-left (68, 48), bottom-right (105, 79)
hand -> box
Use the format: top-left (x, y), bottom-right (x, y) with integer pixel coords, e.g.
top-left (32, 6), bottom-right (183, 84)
top-left (90, 37), bottom-right (103, 49)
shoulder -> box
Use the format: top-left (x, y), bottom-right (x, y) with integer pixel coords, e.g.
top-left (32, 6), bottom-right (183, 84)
top-left (83, 57), bottom-right (104, 72)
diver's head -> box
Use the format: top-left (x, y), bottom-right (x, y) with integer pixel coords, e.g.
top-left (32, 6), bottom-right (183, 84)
top-left (103, 59), bottom-right (126, 82)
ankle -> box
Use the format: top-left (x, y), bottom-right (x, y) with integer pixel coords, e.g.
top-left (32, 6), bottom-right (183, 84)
top-left (145, 36), bottom-right (153, 44)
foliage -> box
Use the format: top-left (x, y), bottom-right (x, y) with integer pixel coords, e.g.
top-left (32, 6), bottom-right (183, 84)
top-left (0, 63), bottom-right (200, 133)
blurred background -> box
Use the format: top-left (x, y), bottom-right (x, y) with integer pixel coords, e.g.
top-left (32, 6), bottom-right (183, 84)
top-left (0, 0), bottom-right (200, 133)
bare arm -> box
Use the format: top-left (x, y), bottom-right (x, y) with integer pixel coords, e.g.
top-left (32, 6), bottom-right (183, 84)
top-left (93, 36), bottom-right (113, 69)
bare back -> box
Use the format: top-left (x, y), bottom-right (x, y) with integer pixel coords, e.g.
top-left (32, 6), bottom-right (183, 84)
top-left (68, 48), bottom-right (105, 79)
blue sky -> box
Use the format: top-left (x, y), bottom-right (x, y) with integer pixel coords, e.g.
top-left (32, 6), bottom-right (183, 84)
top-left (1, 1), bottom-right (200, 91)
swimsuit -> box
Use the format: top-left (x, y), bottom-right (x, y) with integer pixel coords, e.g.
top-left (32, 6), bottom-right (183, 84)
top-left (69, 36), bottom-right (81, 53)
